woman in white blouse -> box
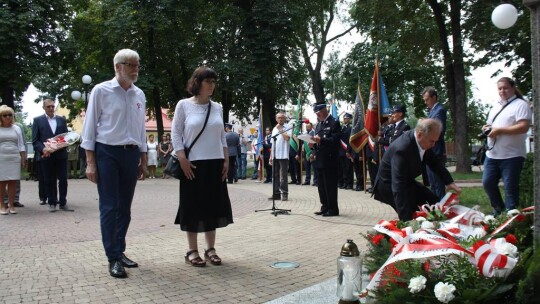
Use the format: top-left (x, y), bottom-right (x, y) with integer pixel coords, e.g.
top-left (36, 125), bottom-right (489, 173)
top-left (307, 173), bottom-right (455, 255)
top-left (171, 66), bottom-right (233, 267)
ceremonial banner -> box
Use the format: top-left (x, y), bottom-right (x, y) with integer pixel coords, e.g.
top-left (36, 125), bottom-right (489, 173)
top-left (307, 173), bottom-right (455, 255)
top-left (349, 82), bottom-right (369, 153)
top-left (365, 59), bottom-right (391, 150)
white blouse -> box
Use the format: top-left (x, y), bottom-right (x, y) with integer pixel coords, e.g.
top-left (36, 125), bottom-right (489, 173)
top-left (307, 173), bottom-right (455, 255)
top-left (171, 97), bottom-right (227, 161)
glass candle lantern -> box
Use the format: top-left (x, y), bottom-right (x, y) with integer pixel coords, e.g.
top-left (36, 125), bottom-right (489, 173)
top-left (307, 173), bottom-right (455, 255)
top-left (337, 239), bottom-right (362, 304)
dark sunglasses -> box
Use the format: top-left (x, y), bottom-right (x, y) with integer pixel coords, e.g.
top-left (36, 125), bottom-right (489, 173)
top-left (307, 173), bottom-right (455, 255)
top-left (2, 114), bottom-right (13, 118)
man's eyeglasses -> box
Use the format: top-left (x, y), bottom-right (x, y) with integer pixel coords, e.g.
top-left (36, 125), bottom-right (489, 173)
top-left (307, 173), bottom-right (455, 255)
top-left (120, 62), bottom-right (140, 69)
top-left (45, 105), bottom-right (55, 108)
top-left (2, 114), bottom-right (13, 118)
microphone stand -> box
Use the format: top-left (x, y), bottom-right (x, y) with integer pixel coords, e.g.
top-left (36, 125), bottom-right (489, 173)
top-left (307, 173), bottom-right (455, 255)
top-left (255, 124), bottom-right (294, 216)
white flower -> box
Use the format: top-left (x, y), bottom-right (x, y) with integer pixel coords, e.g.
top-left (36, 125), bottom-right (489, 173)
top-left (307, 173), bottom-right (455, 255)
top-left (507, 209), bottom-right (520, 216)
top-left (495, 241), bottom-right (518, 258)
top-left (434, 282), bottom-right (456, 303)
top-left (472, 227), bottom-right (487, 238)
top-left (483, 215), bottom-right (496, 223)
top-left (416, 216), bottom-right (427, 222)
top-left (408, 275), bottom-right (427, 294)
top-left (421, 221), bottom-right (435, 230)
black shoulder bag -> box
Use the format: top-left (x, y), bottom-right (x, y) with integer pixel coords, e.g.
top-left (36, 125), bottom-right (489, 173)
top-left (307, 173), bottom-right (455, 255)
top-left (164, 102), bottom-right (212, 179)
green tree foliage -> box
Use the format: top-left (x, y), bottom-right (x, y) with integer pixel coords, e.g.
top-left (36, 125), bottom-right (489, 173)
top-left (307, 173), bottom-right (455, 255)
top-left (32, 0), bottom-right (308, 134)
top-left (0, 0), bottom-right (72, 109)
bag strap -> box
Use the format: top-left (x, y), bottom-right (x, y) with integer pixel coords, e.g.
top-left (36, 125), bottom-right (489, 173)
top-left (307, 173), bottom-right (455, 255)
top-left (490, 96), bottom-right (517, 125)
top-left (485, 96), bottom-right (517, 151)
top-left (186, 101), bottom-right (212, 153)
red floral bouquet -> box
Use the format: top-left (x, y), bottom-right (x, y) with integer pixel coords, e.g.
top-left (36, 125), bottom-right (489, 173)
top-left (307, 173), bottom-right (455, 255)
top-left (44, 132), bottom-right (81, 153)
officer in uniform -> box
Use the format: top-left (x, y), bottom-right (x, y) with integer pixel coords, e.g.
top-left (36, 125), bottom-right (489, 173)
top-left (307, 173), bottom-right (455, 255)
top-left (338, 113), bottom-right (354, 190)
top-left (312, 103), bottom-right (341, 217)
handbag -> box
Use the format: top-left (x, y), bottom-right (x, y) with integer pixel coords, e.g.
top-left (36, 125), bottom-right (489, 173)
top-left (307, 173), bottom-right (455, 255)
top-left (164, 101), bottom-right (212, 180)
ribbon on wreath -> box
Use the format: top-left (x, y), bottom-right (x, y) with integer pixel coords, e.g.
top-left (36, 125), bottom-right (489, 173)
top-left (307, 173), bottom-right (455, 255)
top-left (472, 239), bottom-right (517, 278)
top-left (373, 220), bottom-right (413, 243)
top-left (419, 192), bottom-right (458, 214)
top-left (364, 233), bottom-right (473, 294)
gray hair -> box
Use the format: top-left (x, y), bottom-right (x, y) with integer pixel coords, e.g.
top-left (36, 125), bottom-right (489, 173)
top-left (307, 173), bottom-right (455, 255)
top-left (421, 86), bottom-right (438, 99)
top-left (113, 49), bottom-right (140, 67)
top-left (415, 118), bottom-right (442, 135)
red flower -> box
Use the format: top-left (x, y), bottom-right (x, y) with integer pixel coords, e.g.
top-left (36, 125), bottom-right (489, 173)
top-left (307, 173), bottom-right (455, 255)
top-left (516, 214), bottom-right (525, 222)
top-left (423, 261), bottom-right (430, 272)
top-left (483, 225), bottom-right (489, 231)
top-left (371, 234), bottom-right (385, 246)
top-left (505, 234), bottom-right (518, 245)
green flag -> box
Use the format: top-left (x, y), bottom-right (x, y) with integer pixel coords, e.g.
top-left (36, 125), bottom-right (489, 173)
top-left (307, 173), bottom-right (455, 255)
top-left (289, 92), bottom-right (302, 152)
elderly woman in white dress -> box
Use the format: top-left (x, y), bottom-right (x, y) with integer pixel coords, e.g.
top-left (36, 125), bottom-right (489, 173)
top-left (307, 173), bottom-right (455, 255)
top-left (0, 106), bottom-right (26, 215)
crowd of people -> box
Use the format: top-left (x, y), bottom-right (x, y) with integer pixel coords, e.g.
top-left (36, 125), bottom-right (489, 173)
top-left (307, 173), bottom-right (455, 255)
top-left (0, 48), bottom-right (533, 279)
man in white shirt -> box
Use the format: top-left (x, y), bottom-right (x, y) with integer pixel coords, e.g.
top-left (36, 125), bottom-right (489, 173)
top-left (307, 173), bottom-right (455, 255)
top-left (269, 111), bottom-right (291, 201)
top-left (81, 49), bottom-right (147, 279)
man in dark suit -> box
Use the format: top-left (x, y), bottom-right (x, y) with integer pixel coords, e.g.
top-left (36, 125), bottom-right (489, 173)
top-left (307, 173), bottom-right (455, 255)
top-left (32, 99), bottom-right (73, 212)
top-left (312, 103), bottom-right (341, 217)
top-left (338, 113), bottom-right (354, 190)
top-left (422, 87), bottom-right (447, 200)
top-left (373, 118), bottom-right (461, 221)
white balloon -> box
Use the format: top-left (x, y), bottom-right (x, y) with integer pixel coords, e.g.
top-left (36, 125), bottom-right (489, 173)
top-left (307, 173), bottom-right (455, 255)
top-left (491, 3), bottom-right (518, 29)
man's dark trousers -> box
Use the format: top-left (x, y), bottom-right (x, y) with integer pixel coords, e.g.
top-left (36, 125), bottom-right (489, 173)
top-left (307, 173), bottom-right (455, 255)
top-left (317, 167), bottom-right (339, 214)
top-left (41, 156), bottom-right (68, 205)
top-left (95, 143), bottom-right (140, 262)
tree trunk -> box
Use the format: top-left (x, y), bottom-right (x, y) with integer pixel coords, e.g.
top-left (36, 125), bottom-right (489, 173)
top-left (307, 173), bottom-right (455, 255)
top-left (1, 85), bottom-right (15, 109)
top-left (152, 87), bottom-right (164, 138)
top-left (449, 0), bottom-right (471, 173)
top-left (428, 0), bottom-right (471, 173)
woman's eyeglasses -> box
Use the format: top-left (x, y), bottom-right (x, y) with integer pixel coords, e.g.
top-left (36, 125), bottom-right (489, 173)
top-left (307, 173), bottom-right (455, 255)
top-left (2, 114), bottom-right (13, 118)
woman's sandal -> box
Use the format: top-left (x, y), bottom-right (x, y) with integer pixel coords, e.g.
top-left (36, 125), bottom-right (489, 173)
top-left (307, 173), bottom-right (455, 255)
top-left (204, 248), bottom-right (222, 265)
top-left (185, 250), bottom-right (206, 267)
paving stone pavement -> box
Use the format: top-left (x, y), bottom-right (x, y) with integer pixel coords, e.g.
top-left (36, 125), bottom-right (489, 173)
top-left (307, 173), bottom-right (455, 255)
top-left (0, 178), bottom-right (399, 303)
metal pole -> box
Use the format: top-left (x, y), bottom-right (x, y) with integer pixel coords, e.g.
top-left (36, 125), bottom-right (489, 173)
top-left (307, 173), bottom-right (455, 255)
top-left (523, 0), bottom-right (539, 250)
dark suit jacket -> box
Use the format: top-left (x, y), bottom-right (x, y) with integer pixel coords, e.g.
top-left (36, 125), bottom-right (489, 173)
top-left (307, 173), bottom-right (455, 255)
top-left (427, 103), bottom-right (447, 156)
top-left (338, 123), bottom-right (351, 157)
top-left (32, 114), bottom-right (69, 159)
top-left (389, 120), bottom-right (411, 144)
top-left (313, 115), bottom-right (341, 169)
top-left (373, 130), bottom-right (453, 221)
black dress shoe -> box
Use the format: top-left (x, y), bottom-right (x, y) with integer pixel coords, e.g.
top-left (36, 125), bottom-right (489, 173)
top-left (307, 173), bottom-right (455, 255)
top-left (314, 209), bottom-right (327, 215)
top-left (289, 181), bottom-right (297, 184)
top-left (59, 204), bottom-right (74, 212)
top-left (109, 260), bottom-right (127, 278)
top-left (302, 182), bottom-right (310, 185)
top-left (39, 200), bottom-right (47, 205)
top-left (14, 202), bottom-right (24, 207)
top-left (355, 186), bottom-right (364, 191)
top-left (366, 187), bottom-right (373, 193)
top-left (322, 211), bottom-right (339, 217)
top-left (120, 254), bottom-right (138, 268)
top-left (338, 184), bottom-right (344, 189)
top-left (312, 183), bottom-right (318, 187)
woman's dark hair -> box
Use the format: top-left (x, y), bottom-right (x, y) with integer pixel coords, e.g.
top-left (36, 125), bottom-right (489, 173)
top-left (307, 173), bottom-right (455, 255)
top-left (186, 66), bottom-right (218, 96)
top-left (497, 77), bottom-right (524, 99)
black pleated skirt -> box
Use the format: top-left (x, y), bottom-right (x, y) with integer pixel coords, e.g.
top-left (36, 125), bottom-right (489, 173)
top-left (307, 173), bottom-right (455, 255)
top-left (175, 159), bottom-right (233, 232)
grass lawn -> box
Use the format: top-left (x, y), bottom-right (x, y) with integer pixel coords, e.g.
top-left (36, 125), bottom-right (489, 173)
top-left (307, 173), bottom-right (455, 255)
top-left (451, 171), bottom-right (483, 180)
top-left (458, 186), bottom-right (492, 214)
